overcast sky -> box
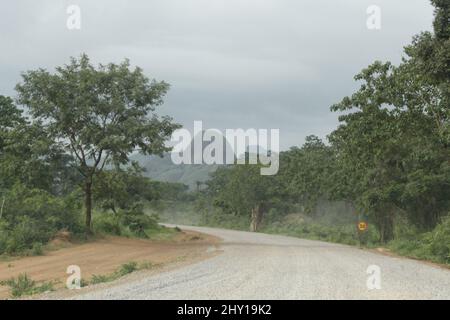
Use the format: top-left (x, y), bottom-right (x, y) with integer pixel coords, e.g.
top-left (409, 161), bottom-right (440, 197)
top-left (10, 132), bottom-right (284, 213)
top-left (1, 0), bottom-right (434, 150)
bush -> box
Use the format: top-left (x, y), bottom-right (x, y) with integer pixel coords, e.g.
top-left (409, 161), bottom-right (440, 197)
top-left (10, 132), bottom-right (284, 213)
top-left (93, 212), bottom-right (123, 236)
top-left (30, 242), bottom-right (44, 256)
top-left (425, 217), bottom-right (450, 263)
top-left (0, 273), bottom-right (35, 298)
top-left (121, 209), bottom-right (158, 237)
top-left (0, 185), bottom-right (82, 255)
top-left (261, 216), bottom-right (380, 247)
top-left (389, 216), bottom-right (450, 264)
top-left (93, 209), bottom-right (159, 238)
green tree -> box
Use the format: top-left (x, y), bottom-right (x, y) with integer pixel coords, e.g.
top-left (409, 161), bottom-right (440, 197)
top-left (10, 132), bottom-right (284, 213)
top-left (0, 95), bottom-right (74, 193)
top-left (278, 135), bottom-right (336, 214)
top-left (93, 163), bottom-right (159, 214)
top-left (208, 162), bottom-right (280, 232)
top-left (329, 0), bottom-right (450, 239)
top-left (16, 54), bottom-right (180, 233)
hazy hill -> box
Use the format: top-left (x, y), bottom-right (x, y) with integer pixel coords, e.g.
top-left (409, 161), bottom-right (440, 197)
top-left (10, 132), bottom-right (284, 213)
top-left (131, 153), bottom-right (220, 190)
top-left (131, 131), bottom-right (274, 189)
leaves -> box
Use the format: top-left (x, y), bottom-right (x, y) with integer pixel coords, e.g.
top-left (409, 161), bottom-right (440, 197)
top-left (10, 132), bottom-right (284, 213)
top-left (15, 54), bottom-right (180, 176)
top-left (14, 54), bottom-right (180, 231)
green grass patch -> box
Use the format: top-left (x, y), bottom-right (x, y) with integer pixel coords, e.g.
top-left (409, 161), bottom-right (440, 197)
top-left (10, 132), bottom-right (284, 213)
top-left (88, 261), bottom-right (152, 286)
top-left (116, 261), bottom-right (138, 276)
top-left (90, 274), bottom-right (115, 285)
top-left (145, 225), bottom-right (178, 240)
top-left (0, 273), bottom-right (54, 298)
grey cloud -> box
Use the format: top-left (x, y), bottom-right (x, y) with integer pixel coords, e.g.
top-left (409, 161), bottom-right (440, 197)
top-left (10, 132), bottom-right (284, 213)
top-left (0, 0), bottom-right (434, 150)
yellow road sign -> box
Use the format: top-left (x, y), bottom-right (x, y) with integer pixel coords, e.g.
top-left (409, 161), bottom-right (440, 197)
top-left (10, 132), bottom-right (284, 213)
top-left (358, 221), bottom-right (368, 231)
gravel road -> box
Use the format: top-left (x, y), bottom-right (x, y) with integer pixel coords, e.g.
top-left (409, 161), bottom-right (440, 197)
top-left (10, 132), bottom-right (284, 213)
top-left (72, 225), bottom-right (450, 300)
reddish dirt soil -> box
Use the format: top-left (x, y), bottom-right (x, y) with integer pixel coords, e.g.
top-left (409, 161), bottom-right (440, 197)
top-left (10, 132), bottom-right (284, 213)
top-left (0, 229), bottom-right (220, 299)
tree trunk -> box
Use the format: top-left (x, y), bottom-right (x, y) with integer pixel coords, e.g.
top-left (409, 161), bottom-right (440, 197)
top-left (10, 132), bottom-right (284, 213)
top-left (84, 180), bottom-right (93, 234)
top-left (0, 196), bottom-right (5, 219)
top-left (377, 210), bottom-right (394, 243)
top-left (250, 204), bottom-right (263, 232)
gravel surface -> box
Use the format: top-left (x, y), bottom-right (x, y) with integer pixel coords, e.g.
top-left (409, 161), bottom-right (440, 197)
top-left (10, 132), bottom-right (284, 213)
top-left (72, 225), bottom-right (450, 300)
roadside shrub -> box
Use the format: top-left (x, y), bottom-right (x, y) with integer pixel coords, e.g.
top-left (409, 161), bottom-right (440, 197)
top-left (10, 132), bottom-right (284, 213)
top-left (30, 242), bottom-right (44, 256)
top-left (120, 209), bottom-right (158, 237)
top-left (93, 209), bottom-right (159, 238)
top-left (422, 217), bottom-right (450, 263)
top-left (262, 217), bottom-right (380, 247)
top-left (0, 185), bottom-right (82, 255)
top-left (388, 216), bottom-right (450, 264)
top-left (93, 212), bottom-right (123, 236)
top-left (0, 273), bottom-right (35, 298)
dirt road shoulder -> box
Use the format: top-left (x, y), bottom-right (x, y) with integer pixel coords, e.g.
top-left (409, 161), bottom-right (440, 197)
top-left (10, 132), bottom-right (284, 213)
top-left (0, 228), bottom-right (222, 299)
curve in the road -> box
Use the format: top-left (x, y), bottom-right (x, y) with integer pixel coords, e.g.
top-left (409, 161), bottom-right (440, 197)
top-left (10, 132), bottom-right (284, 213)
top-left (73, 225), bottom-right (450, 300)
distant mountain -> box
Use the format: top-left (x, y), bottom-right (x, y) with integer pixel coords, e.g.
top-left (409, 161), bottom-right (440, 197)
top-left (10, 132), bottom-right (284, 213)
top-left (132, 130), bottom-right (234, 189)
top-left (131, 130), bottom-right (274, 189)
top-left (131, 153), bottom-right (220, 190)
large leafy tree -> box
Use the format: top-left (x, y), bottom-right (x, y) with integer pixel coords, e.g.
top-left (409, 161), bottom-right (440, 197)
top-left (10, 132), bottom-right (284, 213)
top-left (16, 54), bottom-right (180, 233)
top-left (329, 0), bottom-right (450, 240)
top-left (278, 135), bottom-right (336, 214)
top-left (329, 69), bottom-right (406, 242)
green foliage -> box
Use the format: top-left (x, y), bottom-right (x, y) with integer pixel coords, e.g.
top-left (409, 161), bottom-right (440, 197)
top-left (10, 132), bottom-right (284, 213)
top-left (94, 164), bottom-right (160, 214)
top-left (15, 54), bottom-right (180, 232)
top-left (93, 209), bottom-right (159, 239)
top-left (93, 212), bottom-right (123, 236)
top-left (0, 95), bottom-right (77, 194)
top-left (117, 261), bottom-right (138, 276)
top-left (0, 273), bottom-right (54, 298)
top-left (278, 135), bottom-right (336, 214)
top-left (30, 242), bottom-right (44, 256)
top-left (0, 185), bottom-right (82, 255)
top-left (121, 209), bottom-right (159, 237)
top-left (90, 261), bottom-right (139, 285)
top-left (151, 181), bottom-right (191, 201)
top-left (389, 216), bottom-right (450, 264)
top-left (0, 2), bottom-right (447, 269)
top-left (90, 274), bottom-right (114, 285)
top-left (325, 1), bottom-right (450, 241)
top-left (262, 220), bottom-right (379, 247)
top-left (153, 1), bottom-right (450, 265)
top-left (207, 161), bottom-right (281, 231)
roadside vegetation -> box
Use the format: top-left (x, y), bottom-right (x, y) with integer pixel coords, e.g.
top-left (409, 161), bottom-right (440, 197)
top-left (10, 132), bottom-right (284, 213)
top-left (0, 56), bottom-right (181, 259)
top-left (0, 1), bottom-right (448, 300)
top-left (0, 274), bottom-right (55, 298)
top-left (0, 260), bottom-right (156, 298)
top-left (156, 1), bottom-right (450, 266)
top-left (89, 261), bottom-right (156, 285)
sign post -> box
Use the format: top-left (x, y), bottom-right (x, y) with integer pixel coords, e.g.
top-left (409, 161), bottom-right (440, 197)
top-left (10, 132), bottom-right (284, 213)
top-left (357, 216), bottom-right (368, 247)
